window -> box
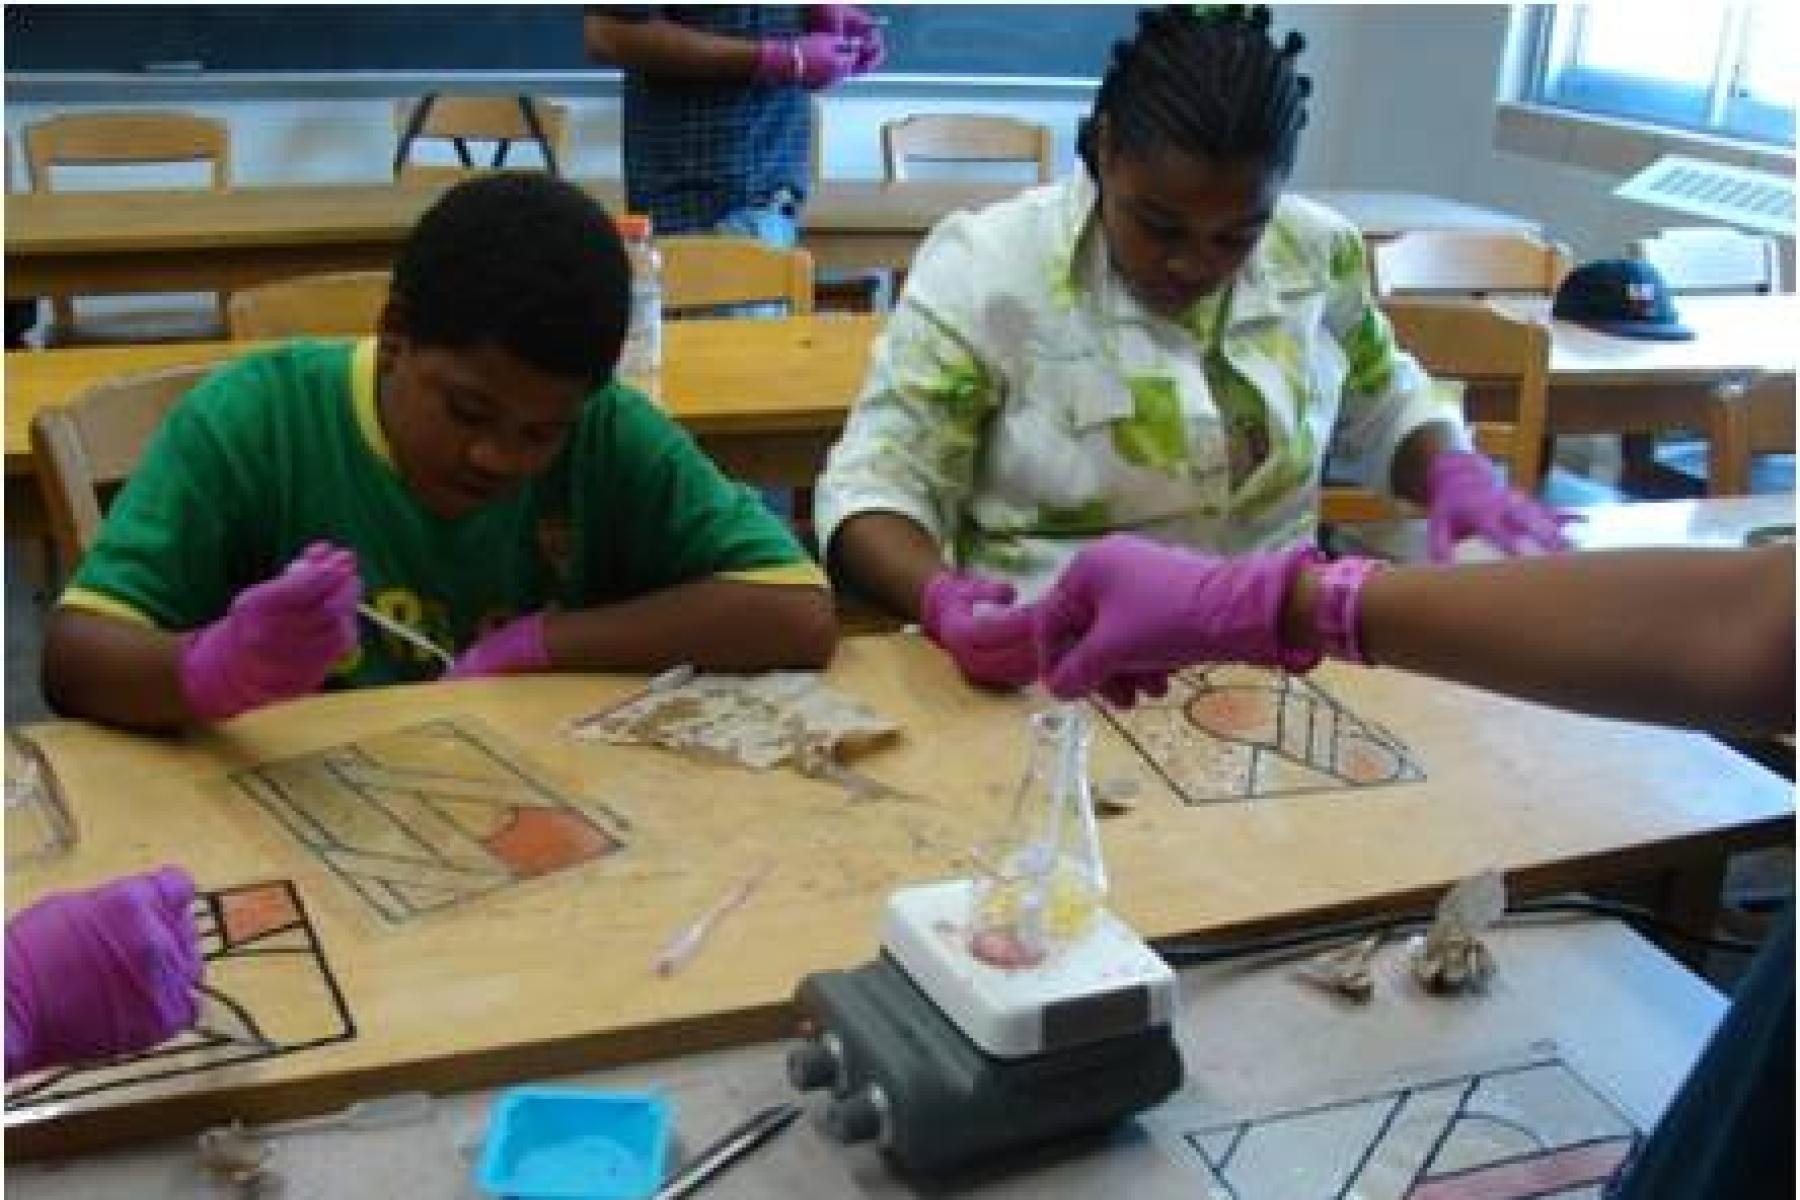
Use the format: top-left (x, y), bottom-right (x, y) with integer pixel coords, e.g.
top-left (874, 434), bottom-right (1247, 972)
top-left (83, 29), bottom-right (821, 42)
top-left (1526, 3), bottom-right (1795, 148)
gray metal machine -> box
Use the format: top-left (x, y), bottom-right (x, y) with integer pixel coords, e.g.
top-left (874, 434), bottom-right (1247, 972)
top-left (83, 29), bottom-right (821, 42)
top-left (787, 878), bottom-right (1184, 1175)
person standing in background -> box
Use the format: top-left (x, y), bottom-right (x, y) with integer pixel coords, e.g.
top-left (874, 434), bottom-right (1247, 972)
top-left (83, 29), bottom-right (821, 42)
top-left (583, 6), bottom-right (885, 248)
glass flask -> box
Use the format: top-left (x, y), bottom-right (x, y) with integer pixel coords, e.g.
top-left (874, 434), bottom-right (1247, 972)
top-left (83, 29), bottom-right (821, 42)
top-left (968, 705), bottom-right (1108, 968)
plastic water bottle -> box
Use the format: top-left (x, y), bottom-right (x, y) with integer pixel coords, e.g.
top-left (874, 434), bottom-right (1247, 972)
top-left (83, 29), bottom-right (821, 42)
top-left (617, 213), bottom-right (662, 383)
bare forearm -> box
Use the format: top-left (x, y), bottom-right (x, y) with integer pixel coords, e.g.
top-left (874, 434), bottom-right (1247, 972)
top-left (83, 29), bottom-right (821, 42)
top-left (542, 580), bottom-right (837, 672)
top-left (1387, 419), bottom-right (1462, 505)
top-left (41, 611), bottom-right (194, 733)
top-left (828, 513), bottom-right (947, 622)
top-left (583, 15), bottom-right (762, 80)
top-left (1287, 547), bottom-right (1795, 734)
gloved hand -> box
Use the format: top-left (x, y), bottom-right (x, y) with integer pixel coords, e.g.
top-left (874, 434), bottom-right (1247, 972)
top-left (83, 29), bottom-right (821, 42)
top-left (179, 542), bottom-right (362, 721)
top-left (754, 31), bottom-right (865, 89)
top-left (806, 5), bottom-right (886, 71)
top-left (446, 612), bottom-right (551, 680)
top-left (1425, 450), bottom-right (1574, 563)
top-left (6, 866), bottom-right (202, 1078)
top-left (1035, 535), bottom-right (1325, 703)
top-left (920, 572), bottom-right (1038, 689)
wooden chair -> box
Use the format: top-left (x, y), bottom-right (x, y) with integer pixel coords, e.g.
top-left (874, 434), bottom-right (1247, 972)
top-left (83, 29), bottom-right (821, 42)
top-left (1322, 300), bottom-right (1552, 524)
top-left (22, 110), bottom-right (232, 345)
top-left (31, 362), bottom-right (219, 568)
top-left (227, 271), bottom-right (392, 340)
top-left (1625, 227), bottom-right (1790, 495)
top-left (392, 94), bottom-right (568, 183)
top-left (881, 114), bottom-right (1054, 184)
top-left (1372, 230), bottom-right (1574, 297)
top-left (658, 236), bottom-right (815, 317)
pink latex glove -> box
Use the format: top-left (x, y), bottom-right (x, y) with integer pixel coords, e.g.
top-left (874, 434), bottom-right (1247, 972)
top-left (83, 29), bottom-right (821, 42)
top-left (179, 542), bottom-right (361, 721)
top-left (806, 5), bottom-right (886, 71)
top-left (1425, 450), bottom-right (1574, 563)
top-left (753, 31), bottom-right (864, 89)
top-left (446, 612), bottom-right (551, 680)
top-left (920, 572), bottom-right (1038, 689)
top-left (6, 866), bottom-right (202, 1078)
top-left (1036, 535), bottom-right (1324, 704)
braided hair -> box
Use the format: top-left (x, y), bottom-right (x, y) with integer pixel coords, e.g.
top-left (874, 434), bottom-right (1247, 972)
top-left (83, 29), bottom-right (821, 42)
top-left (1078, 5), bottom-right (1313, 181)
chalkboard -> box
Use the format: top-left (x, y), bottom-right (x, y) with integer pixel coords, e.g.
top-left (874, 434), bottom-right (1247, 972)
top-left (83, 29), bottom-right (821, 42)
top-left (4, 5), bottom-right (1141, 78)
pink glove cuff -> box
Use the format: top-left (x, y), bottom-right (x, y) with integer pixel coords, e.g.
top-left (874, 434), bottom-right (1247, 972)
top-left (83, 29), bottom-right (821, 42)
top-left (1312, 557), bottom-right (1383, 665)
top-left (1426, 449), bottom-right (1498, 503)
top-left (178, 627), bottom-right (255, 722)
top-left (1270, 547), bottom-right (1328, 674)
top-left (919, 572), bottom-right (959, 645)
top-left (447, 612), bottom-right (552, 680)
top-left (753, 38), bottom-right (803, 85)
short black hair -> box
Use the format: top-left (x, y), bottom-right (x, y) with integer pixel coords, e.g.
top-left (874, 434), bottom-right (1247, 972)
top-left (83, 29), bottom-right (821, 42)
top-left (1079, 5), bottom-right (1312, 180)
top-left (391, 173), bottom-right (629, 384)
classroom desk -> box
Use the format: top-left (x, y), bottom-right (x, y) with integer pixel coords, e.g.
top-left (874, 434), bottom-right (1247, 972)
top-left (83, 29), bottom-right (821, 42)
top-left (3, 316), bottom-right (877, 548)
top-left (1335, 494), bottom-right (1796, 563)
top-left (1488, 292), bottom-right (1799, 497)
top-left (4, 918), bottom-right (1726, 1197)
top-left (4, 180), bottom-right (1535, 298)
top-left (4, 633), bottom-right (1788, 1157)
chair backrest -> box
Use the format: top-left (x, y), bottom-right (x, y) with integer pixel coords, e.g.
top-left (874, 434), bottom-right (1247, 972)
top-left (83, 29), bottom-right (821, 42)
top-left (881, 114), bottom-right (1054, 184)
top-left (1629, 227), bottom-right (1782, 294)
top-left (658, 236), bottom-right (815, 316)
top-left (392, 94), bottom-right (568, 182)
top-left (31, 362), bottom-right (219, 565)
top-left (1372, 230), bottom-right (1574, 297)
top-left (227, 271), bottom-right (392, 340)
top-left (24, 111), bottom-right (232, 335)
top-left (1322, 298), bottom-right (1552, 524)
top-left (23, 110), bottom-right (231, 191)
top-left (1384, 298), bottom-right (1553, 490)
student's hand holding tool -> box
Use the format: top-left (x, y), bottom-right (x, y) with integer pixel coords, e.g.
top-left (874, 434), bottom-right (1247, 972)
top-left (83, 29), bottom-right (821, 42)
top-left (179, 542), bottom-right (362, 721)
top-left (754, 28), bottom-right (868, 89)
top-left (1036, 535), bottom-right (1367, 705)
top-left (1424, 450), bottom-right (1573, 564)
top-left (6, 866), bottom-right (202, 1078)
top-left (920, 571), bottom-right (1038, 689)
top-left (446, 612), bottom-right (551, 680)
top-left (807, 5), bottom-right (886, 72)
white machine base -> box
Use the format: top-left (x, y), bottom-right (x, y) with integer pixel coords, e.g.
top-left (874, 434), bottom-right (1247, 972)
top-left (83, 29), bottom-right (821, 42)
top-left (882, 878), bottom-right (1177, 1060)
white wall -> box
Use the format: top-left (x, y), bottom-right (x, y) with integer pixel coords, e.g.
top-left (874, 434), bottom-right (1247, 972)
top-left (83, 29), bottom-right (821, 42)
top-left (4, 5), bottom-right (1782, 260)
top-left (1303, 4), bottom-right (1707, 260)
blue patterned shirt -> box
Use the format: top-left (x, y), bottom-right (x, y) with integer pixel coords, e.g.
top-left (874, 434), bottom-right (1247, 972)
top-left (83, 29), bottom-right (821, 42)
top-left (603, 6), bottom-right (812, 233)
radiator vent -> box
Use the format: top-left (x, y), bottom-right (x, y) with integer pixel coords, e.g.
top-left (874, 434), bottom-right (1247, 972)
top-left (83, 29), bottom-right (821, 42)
top-left (1614, 154), bottom-right (1795, 236)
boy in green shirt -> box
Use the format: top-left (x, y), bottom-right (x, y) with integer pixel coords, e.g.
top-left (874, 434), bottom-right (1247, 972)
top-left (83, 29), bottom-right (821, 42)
top-left (43, 173), bottom-right (836, 732)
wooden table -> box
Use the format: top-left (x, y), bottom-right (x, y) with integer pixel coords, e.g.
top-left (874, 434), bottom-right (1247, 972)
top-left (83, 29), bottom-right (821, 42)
top-left (4, 315), bottom-right (876, 527)
top-left (4, 918), bottom-right (1726, 1196)
top-left (1335, 494), bottom-right (1796, 563)
top-left (5, 633), bottom-right (1788, 1157)
top-left (5, 181), bottom-right (1535, 299)
top-left (1490, 293), bottom-right (1799, 496)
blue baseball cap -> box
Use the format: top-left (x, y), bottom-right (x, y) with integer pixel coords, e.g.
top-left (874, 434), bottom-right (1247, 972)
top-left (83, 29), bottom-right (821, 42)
top-left (1552, 258), bottom-right (1693, 341)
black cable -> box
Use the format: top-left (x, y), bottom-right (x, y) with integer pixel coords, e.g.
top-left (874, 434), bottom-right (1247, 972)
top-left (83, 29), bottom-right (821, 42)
top-left (1153, 893), bottom-right (1776, 967)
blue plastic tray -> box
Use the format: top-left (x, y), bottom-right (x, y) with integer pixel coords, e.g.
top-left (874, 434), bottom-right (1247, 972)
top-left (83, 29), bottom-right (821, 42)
top-left (475, 1086), bottom-right (672, 1200)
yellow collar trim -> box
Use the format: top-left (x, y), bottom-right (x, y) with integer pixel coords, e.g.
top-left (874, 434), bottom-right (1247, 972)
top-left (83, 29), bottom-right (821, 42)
top-left (350, 338), bottom-right (395, 467)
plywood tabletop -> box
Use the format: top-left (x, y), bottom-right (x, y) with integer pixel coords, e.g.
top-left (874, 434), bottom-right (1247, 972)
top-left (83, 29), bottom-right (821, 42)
top-left (6, 633), bottom-right (1789, 1156)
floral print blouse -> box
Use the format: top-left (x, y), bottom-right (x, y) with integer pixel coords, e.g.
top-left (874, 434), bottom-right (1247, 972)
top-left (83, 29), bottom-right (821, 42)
top-left (815, 171), bottom-right (1465, 597)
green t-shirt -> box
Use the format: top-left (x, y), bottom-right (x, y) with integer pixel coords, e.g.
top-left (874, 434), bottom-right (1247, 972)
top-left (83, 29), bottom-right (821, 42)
top-left (65, 339), bottom-right (821, 687)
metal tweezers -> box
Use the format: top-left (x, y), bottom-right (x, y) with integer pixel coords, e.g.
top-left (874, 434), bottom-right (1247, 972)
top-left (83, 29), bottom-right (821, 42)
top-left (651, 1102), bottom-right (803, 1199)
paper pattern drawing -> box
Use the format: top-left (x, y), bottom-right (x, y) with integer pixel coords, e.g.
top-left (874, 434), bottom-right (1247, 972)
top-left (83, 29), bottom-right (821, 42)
top-left (572, 671), bottom-right (899, 773)
top-left (1167, 1055), bottom-right (1639, 1199)
top-left (232, 718), bottom-right (625, 923)
top-left (5, 880), bottom-right (354, 1112)
top-left (1101, 666), bottom-right (1425, 804)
